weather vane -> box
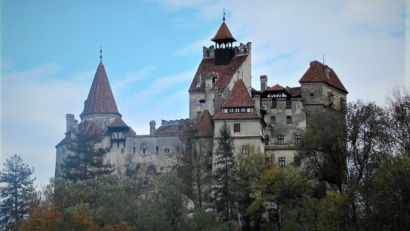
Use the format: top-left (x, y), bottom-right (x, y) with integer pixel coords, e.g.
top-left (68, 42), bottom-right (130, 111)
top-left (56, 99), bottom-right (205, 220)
top-left (100, 46), bottom-right (103, 62)
top-left (223, 8), bottom-right (225, 22)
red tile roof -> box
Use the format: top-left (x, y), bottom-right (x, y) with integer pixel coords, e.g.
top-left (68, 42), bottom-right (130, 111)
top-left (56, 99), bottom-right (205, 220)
top-left (213, 107), bottom-right (262, 120)
top-left (155, 124), bottom-right (183, 135)
top-left (222, 79), bottom-right (253, 107)
top-left (108, 117), bottom-right (128, 128)
top-left (287, 87), bottom-right (301, 97)
top-left (265, 84), bottom-right (285, 92)
top-left (211, 21), bottom-right (236, 42)
top-left (299, 60), bottom-right (348, 93)
top-left (196, 110), bottom-right (213, 137)
top-left (188, 55), bottom-right (248, 93)
top-left (81, 62), bottom-right (121, 117)
top-left (78, 120), bottom-right (105, 135)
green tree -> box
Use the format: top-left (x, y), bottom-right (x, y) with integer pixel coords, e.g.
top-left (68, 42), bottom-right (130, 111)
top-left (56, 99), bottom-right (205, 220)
top-left (178, 136), bottom-right (212, 208)
top-left (247, 167), bottom-right (316, 231)
top-left (0, 154), bottom-right (36, 231)
top-left (230, 145), bottom-right (268, 230)
top-left (213, 121), bottom-right (235, 221)
top-left (61, 130), bottom-right (114, 181)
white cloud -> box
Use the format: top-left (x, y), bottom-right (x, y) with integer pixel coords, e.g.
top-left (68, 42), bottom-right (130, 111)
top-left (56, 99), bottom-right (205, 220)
top-left (112, 66), bottom-right (156, 90)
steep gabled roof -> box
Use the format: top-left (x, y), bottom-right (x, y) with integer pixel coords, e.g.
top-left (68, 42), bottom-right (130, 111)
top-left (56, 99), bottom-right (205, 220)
top-left (222, 79), bottom-right (253, 107)
top-left (127, 126), bottom-right (137, 137)
top-left (81, 61), bottom-right (121, 117)
top-left (188, 55), bottom-right (248, 93)
top-left (196, 110), bottom-right (213, 137)
top-left (299, 61), bottom-right (348, 93)
top-left (108, 117), bottom-right (128, 128)
top-left (211, 21), bottom-right (236, 42)
top-left (155, 124), bottom-right (183, 135)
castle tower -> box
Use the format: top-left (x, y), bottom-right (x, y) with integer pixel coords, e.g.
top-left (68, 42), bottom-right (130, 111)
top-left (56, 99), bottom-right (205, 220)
top-left (80, 52), bottom-right (122, 128)
top-left (211, 14), bottom-right (237, 65)
top-left (189, 15), bottom-right (252, 120)
top-left (299, 61), bottom-right (348, 125)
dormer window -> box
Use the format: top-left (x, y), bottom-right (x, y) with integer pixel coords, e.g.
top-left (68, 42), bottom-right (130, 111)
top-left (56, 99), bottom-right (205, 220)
top-left (225, 107), bottom-right (252, 113)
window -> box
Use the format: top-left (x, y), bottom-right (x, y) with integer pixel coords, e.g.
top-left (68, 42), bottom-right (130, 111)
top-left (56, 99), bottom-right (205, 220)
top-left (242, 145), bottom-right (249, 154)
top-left (164, 148), bottom-right (169, 153)
top-left (121, 148), bottom-right (124, 153)
top-left (266, 158), bottom-right (272, 167)
top-left (328, 93), bottom-right (334, 105)
top-left (286, 99), bottom-right (291, 109)
top-left (133, 147), bottom-right (136, 153)
top-left (156, 146), bottom-right (159, 153)
top-left (234, 123), bottom-right (240, 132)
top-left (270, 116), bottom-right (276, 124)
top-left (310, 93), bottom-right (314, 100)
top-left (279, 157), bottom-right (286, 167)
top-left (143, 149), bottom-right (146, 154)
top-left (176, 147), bottom-right (180, 152)
top-left (265, 135), bottom-right (269, 145)
top-left (199, 99), bottom-right (206, 103)
top-left (295, 135), bottom-right (301, 144)
top-left (278, 135), bottom-right (284, 145)
top-left (286, 116), bottom-right (292, 124)
top-left (240, 108), bottom-right (246, 112)
top-left (271, 98), bottom-right (277, 108)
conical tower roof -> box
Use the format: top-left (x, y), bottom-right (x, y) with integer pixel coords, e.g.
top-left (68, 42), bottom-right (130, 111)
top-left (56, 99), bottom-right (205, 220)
top-left (211, 19), bottom-right (236, 43)
top-left (80, 61), bottom-right (121, 118)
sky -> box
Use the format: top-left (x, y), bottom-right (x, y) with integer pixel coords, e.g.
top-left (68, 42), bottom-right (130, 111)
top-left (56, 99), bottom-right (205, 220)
top-left (1, 0), bottom-right (408, 187)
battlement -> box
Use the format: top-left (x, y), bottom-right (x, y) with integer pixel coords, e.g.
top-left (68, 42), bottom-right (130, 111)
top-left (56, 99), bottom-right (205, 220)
top-left (203, 42), bottom-right (251, 59)
top-left (161, 119), bottom-right (190, 126)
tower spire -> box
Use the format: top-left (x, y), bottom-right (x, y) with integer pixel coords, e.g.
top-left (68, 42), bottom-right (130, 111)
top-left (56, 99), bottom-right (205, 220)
top-left (223, 8), bottom-right (225, 22)
top-left (100, 46), bottom-right (103, 62)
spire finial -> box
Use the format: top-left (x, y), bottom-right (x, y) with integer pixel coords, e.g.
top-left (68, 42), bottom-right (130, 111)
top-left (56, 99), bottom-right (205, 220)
top-left (223, 8), bottom-right (225, 22)
top-left (100, 46), bottom-right (103, 62)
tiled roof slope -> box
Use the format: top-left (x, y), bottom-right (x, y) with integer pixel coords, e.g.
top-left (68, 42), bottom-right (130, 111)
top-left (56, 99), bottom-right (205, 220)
top-left (288, 87), bottom-right (301, 97)
top-left (213, 108), bottom-right (261, 120)
top-left (81, 62), bottom-right (121, 117)
top-left (188, 55), bottom-right (248, 93)
top-left (108, 117), bottom-right (128, 128)
top-left (222, 79), bottom-right (253, 107)
top-left (155, 124), bottom-right (183, 135)
top-left (196, 110), bottom-right (213, 137)
top-left (265, 84), bottom-right (286, 92)
top-left (78, 120), bottom-right (105, 135)
top-left (211, 21), bottom-right (237, 42)
top-left (299, 61), bottom-right (348, 93)
top-left (127, 127), bottom-right (137, 137)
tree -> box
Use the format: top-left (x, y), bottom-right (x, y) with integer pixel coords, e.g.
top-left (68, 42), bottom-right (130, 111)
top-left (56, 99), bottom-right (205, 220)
top-left (230, 145), bottom-right (268, 230)
top-left (246, 167), bottom-right (316, 231)
top-left (0, 154), bottom-right (36, 231)
top-left (213, 121), bottom-right (235, 221)
top-left (61, 130), bottom-right (114, 181)
top-left (178, 135), bottom-right (212, 208)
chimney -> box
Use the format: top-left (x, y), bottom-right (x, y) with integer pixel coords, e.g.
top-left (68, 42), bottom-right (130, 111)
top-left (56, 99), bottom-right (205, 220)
top-left (260, 75), bottom-right (268, 92)
top-left (149, 120), bottom-right (156, 135)
top-left (324, 65), bottom-right (330, 79)
top-left (196, 72), bottom-right (202, 87)
top-left (66, 113), bottom-right (75, 133)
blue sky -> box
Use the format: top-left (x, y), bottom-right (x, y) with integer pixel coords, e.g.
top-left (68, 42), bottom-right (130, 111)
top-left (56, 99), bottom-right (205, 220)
top-left (1, 0), bottom-right (407, 187)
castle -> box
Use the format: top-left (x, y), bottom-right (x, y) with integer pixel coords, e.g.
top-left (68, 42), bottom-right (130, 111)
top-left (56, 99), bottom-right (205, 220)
top-left (55, 17), bottom-right (348, 181)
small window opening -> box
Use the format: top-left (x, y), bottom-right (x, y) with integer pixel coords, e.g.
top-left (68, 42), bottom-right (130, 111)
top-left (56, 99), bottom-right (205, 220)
top-left (234, 124), bottom-right (240, 133)
top-left (287, 116), bottom-right (292, 124)
top-left (199, 99), bottom-right (206, 103)
top-left (121, 148), bottom-right (124, 153)
top-left (272, 98), bottom-right (277, 108)
top-left (286, 99), bottom-right (291, 109)
top-left (278, 135), bottom-right (284, 145)
top-left (279, 157), bottom-right (286, 166)
top-left (270, 116), bottom-right (276, 124)
top-left (265, 135), bottom-right (269, 145)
